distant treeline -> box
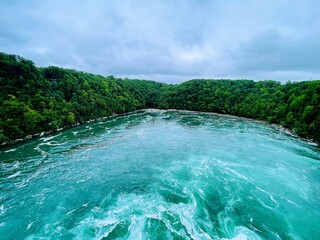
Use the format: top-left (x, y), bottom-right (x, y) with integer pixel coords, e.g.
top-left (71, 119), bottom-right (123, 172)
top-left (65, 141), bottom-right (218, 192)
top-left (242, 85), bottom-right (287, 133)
top-left (0, 52), bottom-right (319, 145)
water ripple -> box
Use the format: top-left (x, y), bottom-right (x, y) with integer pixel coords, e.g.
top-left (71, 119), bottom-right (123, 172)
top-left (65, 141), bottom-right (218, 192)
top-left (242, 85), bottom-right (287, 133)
top-left (0, 110), bottom-right (319, 239)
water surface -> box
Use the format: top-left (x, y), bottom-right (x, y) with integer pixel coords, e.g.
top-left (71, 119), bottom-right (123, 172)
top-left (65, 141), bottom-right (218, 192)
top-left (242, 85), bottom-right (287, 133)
top-left (0, 110), bottom-right (319, 239)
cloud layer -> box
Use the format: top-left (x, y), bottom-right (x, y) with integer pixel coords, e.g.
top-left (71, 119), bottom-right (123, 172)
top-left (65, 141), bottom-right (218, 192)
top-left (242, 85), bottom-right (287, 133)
top-left (1, 0), bottom-right (319, 83)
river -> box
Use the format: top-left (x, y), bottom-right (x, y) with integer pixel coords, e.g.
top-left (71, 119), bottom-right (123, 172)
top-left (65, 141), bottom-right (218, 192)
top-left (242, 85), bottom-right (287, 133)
top-left (0, 110), bottom-right (319, 239)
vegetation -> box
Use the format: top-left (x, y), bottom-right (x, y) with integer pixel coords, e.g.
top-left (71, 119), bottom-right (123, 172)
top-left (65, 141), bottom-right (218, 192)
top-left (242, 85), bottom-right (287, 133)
top-left (0, 53), bottom-right (165, 143)
top-left (157, 80), bottom-right (320, 143)
top-left (0, 52), bottom-right (319, 145)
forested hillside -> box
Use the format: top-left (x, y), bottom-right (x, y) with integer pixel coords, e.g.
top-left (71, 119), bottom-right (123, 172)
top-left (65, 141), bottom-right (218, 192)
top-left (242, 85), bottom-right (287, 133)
top-left (157, 80), bottom-right (320, 143)
top-left (0, 53), bottom-right (165, 143)
top-left (0, 53), bottom-right (319, 145)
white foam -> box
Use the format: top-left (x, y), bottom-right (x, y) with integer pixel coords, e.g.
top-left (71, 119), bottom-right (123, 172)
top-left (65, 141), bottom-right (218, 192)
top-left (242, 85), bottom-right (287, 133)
top-left (4, 148), bottom-right (16, 153)
top-left (43, 141), bottom-right (64, 146)
top-left (228, 226), bottom-right (262, 240)
top-left (127, 217), bottom-right (145, 240)
top-left (255, 197), bottom-right (274, 210)
top-left (12, 161), bottom-right (20, 169)
top-left (66, 209), bottom-right (77, 216)
top-left (27, 221), bottom-right (34, 230)
top-left (280, 197), bottom-right (300, 208)
top-left (96, 218), bottom-right (118, 227)
top-left (76, 176), bottom-right (91, 183)
top-left (34, 144), bottom-right (48, 156)
top-left (256, 187), bottom-right (278, 205)
top-left (42, 135), bottom-right (58, 142)
top-left (101, 224), bottom-right (118, 239)
top-left (7, 171), bottom-right (21, 179)
top-left (136, 129), bottom-right (146, 139)
top-left (225, 167), bottom-right (249, 181)
top-left (0, 205), bottom-right (5, 214)
top-left (307, 142), bottom-right (317, 146)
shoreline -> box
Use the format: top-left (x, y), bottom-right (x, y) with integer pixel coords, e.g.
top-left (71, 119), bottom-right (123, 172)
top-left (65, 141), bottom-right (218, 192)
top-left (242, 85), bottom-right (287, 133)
top-left (0, 109), bottom-right (145, 148)
top-left (1, 108), bottom-right (319, 148)
top-left (147, 109), bottom-right (319, 147)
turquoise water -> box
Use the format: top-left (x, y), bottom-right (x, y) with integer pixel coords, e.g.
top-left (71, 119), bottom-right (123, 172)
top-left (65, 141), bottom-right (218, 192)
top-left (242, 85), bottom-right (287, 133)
top-left (0, 110), bottom-right (319, 239)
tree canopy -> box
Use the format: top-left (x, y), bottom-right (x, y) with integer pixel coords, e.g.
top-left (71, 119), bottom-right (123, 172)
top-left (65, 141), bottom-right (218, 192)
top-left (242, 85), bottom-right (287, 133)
top-left (0, 53), bottom-right (319, 145)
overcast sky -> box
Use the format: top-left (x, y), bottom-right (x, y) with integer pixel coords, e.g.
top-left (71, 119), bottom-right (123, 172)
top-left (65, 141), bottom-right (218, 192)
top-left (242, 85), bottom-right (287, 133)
top-left (1, 0), bottom-right (319, 83)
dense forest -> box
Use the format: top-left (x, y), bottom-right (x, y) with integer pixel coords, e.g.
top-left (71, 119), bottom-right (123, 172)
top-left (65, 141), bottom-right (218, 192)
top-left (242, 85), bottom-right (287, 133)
top-left (0, 52), bottom-right (319, 145)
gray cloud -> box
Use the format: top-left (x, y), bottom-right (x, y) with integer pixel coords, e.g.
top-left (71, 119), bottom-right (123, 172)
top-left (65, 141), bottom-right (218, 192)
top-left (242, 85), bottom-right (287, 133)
top-left (1, 0), bottom-right (319, 83)
top-left (235, 28), bottom-right (320, 73)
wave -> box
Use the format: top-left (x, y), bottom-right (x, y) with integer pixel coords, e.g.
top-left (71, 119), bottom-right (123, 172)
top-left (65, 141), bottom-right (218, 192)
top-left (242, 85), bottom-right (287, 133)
top-left (7, 171), bottom-right (21, 179)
